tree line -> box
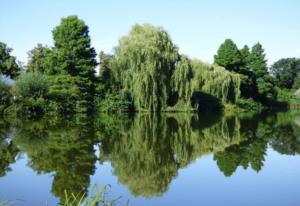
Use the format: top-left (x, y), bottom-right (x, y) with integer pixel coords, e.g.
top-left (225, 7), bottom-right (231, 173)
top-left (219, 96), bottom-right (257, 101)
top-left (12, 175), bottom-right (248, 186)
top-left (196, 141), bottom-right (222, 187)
top-left (0, 15), bottom-right (299, 117)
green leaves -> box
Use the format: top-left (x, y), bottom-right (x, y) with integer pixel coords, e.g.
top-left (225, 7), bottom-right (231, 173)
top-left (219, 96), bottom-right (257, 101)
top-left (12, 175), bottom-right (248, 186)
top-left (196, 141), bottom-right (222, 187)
top-left (111, 24), bottom-right (179, 111)
top-left (0, 42), bottom-right (20, 79)
top-left (214, 39), bottom-right (242, 72)
top-left (15, 72), bottom-right (50, 99)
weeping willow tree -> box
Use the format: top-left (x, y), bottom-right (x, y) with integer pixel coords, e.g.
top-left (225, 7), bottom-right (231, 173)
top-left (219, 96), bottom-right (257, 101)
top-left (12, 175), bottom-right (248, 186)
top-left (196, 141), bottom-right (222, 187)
top-left (169, 55), bottom-right (194, 109)
top-left (191, 59), bottom-right (241, 104)
top-left (111, 24), bottom-right (179, 111)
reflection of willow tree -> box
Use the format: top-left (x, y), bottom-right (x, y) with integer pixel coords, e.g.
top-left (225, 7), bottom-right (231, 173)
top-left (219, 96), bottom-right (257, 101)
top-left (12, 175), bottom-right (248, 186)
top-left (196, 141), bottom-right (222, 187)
top-left (213, 113), bottom-right (277, 176)
top-left (12, 117), bottom-right (97, 203)
top-left (0, 119), bottom-right (19, 177)
top-left (98, 113), bottom-right (243, 197)
top-left (270, 112), bottom-right (300, 155)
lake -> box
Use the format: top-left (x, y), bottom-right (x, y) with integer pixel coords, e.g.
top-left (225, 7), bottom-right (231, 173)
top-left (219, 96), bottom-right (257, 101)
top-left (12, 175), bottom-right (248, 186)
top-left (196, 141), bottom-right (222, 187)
top-left (0, 111), bottom-right (300, 206)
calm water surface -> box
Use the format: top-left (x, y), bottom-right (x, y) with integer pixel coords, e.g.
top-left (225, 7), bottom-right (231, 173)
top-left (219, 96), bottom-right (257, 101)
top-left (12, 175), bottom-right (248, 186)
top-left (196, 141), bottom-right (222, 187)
top-left (0, 111), bottom-right (300, 206)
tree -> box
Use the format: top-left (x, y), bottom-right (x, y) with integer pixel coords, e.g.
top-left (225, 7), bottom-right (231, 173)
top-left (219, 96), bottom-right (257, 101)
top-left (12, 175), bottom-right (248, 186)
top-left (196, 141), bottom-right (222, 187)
top-left (240, 45), bottom-right (251, 72)
top-left (99, 51), bottom-right (112, 83)
top-left (249, 43), bottom-right (268, 78)
top-left (52, 16), bottom-right (97, 78)
top-left (52, 15), bottom-right (98, 112)
top-left (111, 24), bottom-right (179, 111)
top-left (170, 55), bottom-right (193, 105)
top-left (0, 42), bottom-right (20, 79)
top-left (270, 58), bottom-right (300, 89)
top-left (214, 39), bottom-right (242, 72)
top-left (249, 43), bottom-right (277, 101)
top-left (27, 43), bottom-right (52, 73)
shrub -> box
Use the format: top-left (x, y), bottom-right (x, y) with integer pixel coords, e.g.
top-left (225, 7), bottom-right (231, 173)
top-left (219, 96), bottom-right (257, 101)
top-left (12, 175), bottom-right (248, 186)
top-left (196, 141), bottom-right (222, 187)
top-left (15, 72), bottom-right (49, 99)
top-left (237, 98), bottom-right (262, 111)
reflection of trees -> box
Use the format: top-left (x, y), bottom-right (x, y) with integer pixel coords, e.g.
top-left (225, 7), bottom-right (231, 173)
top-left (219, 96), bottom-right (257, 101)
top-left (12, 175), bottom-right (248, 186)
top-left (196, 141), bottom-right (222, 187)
top-left (98, 113), bottom-right (243, 197)
top-left (213, 114), bottom-right (274, 176)
top-left (2, 110), bottom-right (300, 200)
top-left (0, 120), bottom-right (19, 177)
top-left (12, 117), bottom-right (97, 204)
top-left (270, 113), bottom-right (300, 155)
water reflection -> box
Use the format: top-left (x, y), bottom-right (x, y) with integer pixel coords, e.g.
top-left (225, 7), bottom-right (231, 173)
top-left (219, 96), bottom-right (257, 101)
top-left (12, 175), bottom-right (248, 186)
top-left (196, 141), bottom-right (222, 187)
top-left (1, 111), bottom-right (300, 202)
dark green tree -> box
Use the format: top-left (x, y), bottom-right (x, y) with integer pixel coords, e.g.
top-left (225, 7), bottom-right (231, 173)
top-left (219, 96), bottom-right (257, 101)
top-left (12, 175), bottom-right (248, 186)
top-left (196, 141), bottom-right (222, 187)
top-left (52, 15), bottom-right (98, 112)
top-left (0, 42), bottom-right (20, 79)
top-left (240, 45), bottom-right (251, 71)
top-left (270, 58), bottom-right (300, 89)
top-left (214, 39), bottom-right (241, 72)
top-left (249, 43), bottom-right (277, 101)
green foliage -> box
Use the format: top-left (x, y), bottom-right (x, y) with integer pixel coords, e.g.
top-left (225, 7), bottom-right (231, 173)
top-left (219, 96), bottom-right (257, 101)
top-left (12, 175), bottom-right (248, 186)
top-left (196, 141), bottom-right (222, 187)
top-left (111, 24), bottom-right (179, 111)
top-left (237, 98), bottom-right (262, 111)
top-left (99, 51), bottom-right (113, 83)
top-left (46, 74), bottom-right (81, 114)
top-left (0, 42), bottom-right (20, 79)
top-left (52, 15), bottom-right (97, 112)
top-left (214, 39), bottom-right (241, 72)
top-left (249, 43), bottom-right (268, 78)
top-left (270, 58), bottom-right (300, 89)
top-left (191, 60), bottom-right (241, 104)
top-left (26, 43), bottom-right (53, 73)
top-left (52, 15), bottom-right (97, 78)
top-left (95, 91), bottom-right (133, 113)
top-left (0, 80), bottom-right (11, 112)
top-left (15, 72), bottom-right (49, 99)
top-left (249, 43), bottom-right (277, 101)
top-left (170, 55), bottom-right (193, 104)
top-left (240, 45), bottom-right (251, 70)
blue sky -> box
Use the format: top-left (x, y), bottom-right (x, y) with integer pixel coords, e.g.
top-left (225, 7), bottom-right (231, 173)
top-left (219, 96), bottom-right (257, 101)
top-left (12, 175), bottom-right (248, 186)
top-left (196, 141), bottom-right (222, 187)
top-left (1, 0), bottom-right (300, 65)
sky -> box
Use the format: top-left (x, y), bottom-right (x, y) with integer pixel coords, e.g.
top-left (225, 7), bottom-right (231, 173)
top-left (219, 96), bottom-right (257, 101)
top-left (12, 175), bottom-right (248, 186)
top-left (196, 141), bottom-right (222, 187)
top-left (1, 0), bottom-right (300, 66)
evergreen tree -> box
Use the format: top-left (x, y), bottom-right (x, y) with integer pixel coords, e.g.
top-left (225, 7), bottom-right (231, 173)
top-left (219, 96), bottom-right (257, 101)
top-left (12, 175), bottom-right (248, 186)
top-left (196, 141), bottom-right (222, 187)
top-left (214, 39), bottom-right (241, 72)
top-left (0, 42), bottom-right (20, 79)
top-left (249, 43), bottom-right (268, 78)
top-left (249, 43), bottom-right (276, 101)
top-left (52, 16), bottom-right (98, 112)
top-left (240, 45), bottom-right (251, 71)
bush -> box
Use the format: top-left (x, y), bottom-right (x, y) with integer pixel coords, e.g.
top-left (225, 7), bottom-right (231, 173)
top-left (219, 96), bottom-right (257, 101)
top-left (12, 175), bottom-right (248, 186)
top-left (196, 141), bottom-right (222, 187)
top-left (95, 91), bottom-right (133, 113)
top-left (237, 98), bottom-right (262, 111)
top-left (15, 72), bottom-right (49, 99)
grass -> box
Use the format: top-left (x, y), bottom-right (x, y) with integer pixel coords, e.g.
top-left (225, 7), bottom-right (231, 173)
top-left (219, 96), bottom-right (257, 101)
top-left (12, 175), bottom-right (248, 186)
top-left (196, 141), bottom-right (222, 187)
top-left (1, 185), bottom-right (128, 206)
top-left (62, 185), bottom-right (125, 206)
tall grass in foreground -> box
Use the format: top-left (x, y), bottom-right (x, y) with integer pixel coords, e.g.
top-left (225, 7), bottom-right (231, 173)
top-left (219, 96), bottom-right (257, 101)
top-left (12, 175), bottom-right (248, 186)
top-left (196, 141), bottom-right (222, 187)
top-left (62, 185), bottom-right (127, 206)
top-left (1, 185), bottom-right (128, 206)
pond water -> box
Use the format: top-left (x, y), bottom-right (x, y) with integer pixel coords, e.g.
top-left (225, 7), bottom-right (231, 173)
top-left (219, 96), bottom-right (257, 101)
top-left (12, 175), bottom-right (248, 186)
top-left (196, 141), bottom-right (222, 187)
top-left (0, 111), bottom-right (300, 206)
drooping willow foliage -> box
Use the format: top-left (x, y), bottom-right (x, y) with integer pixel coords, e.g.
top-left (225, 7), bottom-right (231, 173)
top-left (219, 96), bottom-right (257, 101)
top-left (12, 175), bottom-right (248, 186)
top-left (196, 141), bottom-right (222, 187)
top-left (171, 55), bottom-right (193, 104)
top-left (111, 24), bottom-right (179, 111)
top-left (191, 60), bottom-right (241, 104)
top-left (109, 24), bottom-right (241, 112)
top-left (98, 113), bottom-right (243, 197)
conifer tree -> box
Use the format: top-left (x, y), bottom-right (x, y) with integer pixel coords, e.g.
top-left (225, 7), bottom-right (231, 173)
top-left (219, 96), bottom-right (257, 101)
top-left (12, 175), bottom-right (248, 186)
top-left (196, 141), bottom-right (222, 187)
top-left (214, 39), bottom-right (241, 72)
